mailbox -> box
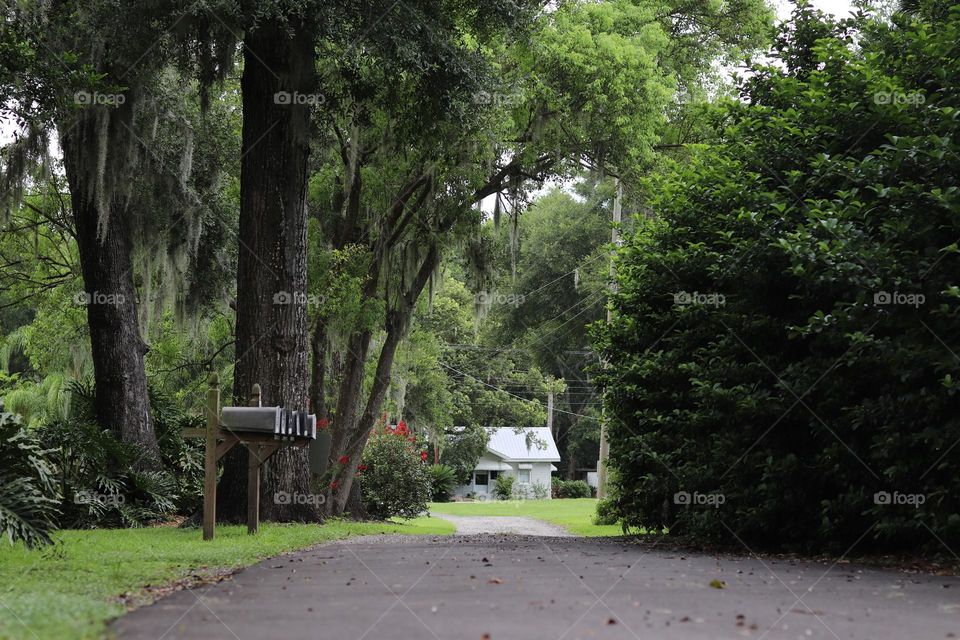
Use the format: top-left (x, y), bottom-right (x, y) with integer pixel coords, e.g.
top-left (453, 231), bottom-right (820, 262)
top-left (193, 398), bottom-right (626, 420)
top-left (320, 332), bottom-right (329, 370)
top-left (221, 406), bottom-right (317, 441)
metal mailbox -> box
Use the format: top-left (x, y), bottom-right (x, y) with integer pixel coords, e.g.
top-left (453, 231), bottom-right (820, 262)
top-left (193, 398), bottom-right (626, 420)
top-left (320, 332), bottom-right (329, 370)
top-left (221, 406), bottom-right (317, 441)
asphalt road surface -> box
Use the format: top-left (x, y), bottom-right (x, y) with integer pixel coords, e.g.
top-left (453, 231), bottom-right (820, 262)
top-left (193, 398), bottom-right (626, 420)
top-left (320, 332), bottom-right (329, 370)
top-left (112, 531), bottom-right (960, 640)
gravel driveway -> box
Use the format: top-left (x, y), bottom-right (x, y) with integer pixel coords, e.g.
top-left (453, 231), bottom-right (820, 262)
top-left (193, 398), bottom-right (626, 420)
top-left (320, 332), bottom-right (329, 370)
top-left (430, 513), bottom-right (572, 536)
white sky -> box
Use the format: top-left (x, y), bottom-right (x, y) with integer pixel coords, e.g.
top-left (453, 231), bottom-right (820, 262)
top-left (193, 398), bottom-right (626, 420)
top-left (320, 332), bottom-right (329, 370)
top-left (776, 0), bottom-right (858, 19)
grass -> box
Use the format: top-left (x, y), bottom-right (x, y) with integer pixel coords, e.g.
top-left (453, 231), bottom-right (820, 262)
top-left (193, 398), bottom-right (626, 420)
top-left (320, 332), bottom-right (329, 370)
top-left (0, 516), bottom-right (454, 640)
top-left (429, 498), bottom-right (627, 536)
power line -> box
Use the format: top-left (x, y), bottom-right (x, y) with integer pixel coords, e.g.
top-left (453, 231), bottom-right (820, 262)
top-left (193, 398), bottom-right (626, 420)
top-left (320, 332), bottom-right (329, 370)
top-left (437, 359), bottom-right (600, 421)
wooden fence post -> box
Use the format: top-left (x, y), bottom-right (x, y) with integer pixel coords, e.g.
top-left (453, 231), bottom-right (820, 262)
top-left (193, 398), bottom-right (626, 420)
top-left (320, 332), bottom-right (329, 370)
top-left (203, 373), bottom-right (220, 541)
top-left (247, 383), bottom-right (262, 535)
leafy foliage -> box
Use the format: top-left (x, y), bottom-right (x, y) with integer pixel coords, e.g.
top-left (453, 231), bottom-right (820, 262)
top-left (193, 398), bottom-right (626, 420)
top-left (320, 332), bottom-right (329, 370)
top-left (34, 382), bottom-right (201, 529)
top-left (555, 479), bottom-right (592, 499)
top-left (440, 424), bottom-right (490, 486)
top-left (594, 4), bottom-right (960, 552)
top-left (427, 464), bottom-right (456, 502)
top-left (0, 407), bottom-right (60, 547)
top-left (359, 432), bottom-right (431, 519)
top-left (493, 473), bottom-right (515, 500)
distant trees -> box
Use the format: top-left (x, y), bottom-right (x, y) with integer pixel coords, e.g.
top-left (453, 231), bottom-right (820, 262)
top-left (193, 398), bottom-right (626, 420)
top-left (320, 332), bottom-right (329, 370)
top-left (595, 4), bottom-right (960, 552)
top-left (1, 0), bottom-right (776, 529)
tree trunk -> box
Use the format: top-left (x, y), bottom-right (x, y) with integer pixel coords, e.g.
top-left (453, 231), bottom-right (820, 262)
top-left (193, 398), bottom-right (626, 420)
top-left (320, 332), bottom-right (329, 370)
top-left (324, 245), bottom-right (439, 515)
top-left (217, 18), bottom-right (318, 522)
top-left (60, 115), bottom-right (158, 466)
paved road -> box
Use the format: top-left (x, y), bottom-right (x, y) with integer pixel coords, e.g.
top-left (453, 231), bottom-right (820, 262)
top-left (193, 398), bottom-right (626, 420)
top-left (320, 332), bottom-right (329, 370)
top-left (113, 533), bottom-right (960, 640)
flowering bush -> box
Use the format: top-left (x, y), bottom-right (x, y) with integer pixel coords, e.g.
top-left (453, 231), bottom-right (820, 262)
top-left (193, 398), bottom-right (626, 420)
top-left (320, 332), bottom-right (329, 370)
top-left (359, 431), bottom-right (430, 519)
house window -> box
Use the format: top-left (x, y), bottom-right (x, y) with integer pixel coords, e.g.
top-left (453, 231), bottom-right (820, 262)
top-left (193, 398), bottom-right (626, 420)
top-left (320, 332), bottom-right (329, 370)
top-left (489, 471), bottom-right (499, 480)
top-left (474, 472), bottom-right (489, 486)
top-left (517, 469), bottom-right (531, 483)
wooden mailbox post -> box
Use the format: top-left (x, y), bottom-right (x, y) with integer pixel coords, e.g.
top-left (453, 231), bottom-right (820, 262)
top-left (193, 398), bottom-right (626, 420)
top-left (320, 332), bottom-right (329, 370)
top-left (185, 373), bottom-right (316, 540)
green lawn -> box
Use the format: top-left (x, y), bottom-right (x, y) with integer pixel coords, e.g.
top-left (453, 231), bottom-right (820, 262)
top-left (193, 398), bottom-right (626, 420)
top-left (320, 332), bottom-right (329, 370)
top-left (429, 498), bottom-right (626, 536)
top-left (0, 517), bottom-right (453, 640)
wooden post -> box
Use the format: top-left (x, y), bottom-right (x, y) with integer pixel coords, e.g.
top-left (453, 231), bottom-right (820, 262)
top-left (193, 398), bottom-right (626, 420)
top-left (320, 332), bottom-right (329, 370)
top-left (598, 179), bottom-right (622, 500)
top-left (247, 445), bottom-right (261, 535)
top-left (546, 391), bottom-right (554, 435)
top-left (203, 373), bottom-right (220, 541)
top-left (247, 383), bottom-right (262, 535)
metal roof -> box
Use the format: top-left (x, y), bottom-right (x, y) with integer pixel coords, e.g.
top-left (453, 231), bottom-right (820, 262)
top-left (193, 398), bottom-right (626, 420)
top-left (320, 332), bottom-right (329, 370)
top-left (485, 427), bottom-right (561, 462)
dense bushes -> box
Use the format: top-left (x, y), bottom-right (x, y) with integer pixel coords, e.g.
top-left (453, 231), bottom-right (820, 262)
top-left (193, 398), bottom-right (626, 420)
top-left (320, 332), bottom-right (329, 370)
top-left (550, 477), bottom-right (592, 499)
top-left (359, 432), bottom-right (430, 519)
top-left (34, 382), bottom-right (203, 529)
top-left (556, 479), bottom-right (592, 499)
top-left (0, 381), bottom-right (204, 539)
top-left (594, 5), bottom-right (960, 552)
top-left (0, 407), bottom-right (60, 547)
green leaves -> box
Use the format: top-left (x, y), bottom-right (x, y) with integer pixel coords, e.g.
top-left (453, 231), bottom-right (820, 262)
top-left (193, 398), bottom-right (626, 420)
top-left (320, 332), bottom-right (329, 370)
top-left (0, 411), bottom-right (60, 548)
top-left (595, 3), bottom-right (960, 553)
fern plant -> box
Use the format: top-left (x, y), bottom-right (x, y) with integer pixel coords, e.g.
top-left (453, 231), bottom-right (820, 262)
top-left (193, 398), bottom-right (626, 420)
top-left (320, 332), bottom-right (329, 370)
top-left (0, 408), bottom-right (60, 547)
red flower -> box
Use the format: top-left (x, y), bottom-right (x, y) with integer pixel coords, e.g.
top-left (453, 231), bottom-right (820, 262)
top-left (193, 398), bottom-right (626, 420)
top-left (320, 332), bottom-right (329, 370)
top-left (357, 464), bottom-right (367, 472)
top-left (420, 451), bottom-right (428, 462)
top-left (317, 417), bottom-right (330, 430)
top-left (330, 481), bottom-right (339, 490)
top-left (338, 455), bottom-right (349, 465)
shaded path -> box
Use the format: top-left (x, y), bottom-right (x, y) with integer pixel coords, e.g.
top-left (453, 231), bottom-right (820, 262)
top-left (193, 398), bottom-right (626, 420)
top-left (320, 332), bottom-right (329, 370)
top-left (112, 534), bottom-right (960, 639)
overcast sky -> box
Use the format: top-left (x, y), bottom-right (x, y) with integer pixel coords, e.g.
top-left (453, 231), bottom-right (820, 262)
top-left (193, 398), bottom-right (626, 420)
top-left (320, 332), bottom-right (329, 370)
top-left (777, 0), bottom-right (858, 19)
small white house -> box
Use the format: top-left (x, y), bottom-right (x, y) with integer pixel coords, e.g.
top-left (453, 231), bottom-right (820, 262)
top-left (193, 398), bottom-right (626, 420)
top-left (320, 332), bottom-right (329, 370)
top-left (454, 427), bottom-right (561, 499)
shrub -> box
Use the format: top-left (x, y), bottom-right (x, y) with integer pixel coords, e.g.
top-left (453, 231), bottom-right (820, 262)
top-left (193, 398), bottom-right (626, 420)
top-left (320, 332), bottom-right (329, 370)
top-left (551, 476), bottom-right (561, 498)
top-left (0, 407), bottom-right (60, 547)
top-left (556, 480), bottom-right (591, 499)
top-left (493, 474), bottom-right (515, 500)
top-left (359, 433), bottom-right (430, 519)
top-left (33, 382), bottom-right (199, 528)
top-left (593, 6), bottom-right (960, 552)
top-left (593, 497), bottom-right (618, 526)
top-left (531, 481), bottom-right (548, 500)
top-left (428, 464), bottom-right (456, 502)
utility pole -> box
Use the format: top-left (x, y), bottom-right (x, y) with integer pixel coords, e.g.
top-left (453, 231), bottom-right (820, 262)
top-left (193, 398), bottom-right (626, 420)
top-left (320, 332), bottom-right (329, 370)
top-left (597, 178), bottom-right (622, 499)
top-left (546, 390), bottom-right (554, 435)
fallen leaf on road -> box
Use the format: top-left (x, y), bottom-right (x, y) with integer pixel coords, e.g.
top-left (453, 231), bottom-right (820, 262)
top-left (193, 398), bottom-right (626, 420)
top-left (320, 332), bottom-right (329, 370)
top-left (488, 578), bottom-right (503, 584)
top-left (710, 579), bottom-right (726, 589)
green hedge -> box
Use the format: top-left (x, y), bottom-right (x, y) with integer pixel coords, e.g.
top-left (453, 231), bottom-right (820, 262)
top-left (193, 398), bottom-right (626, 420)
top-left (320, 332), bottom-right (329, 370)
top-left (594, 4), bottom-right (960, 553)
